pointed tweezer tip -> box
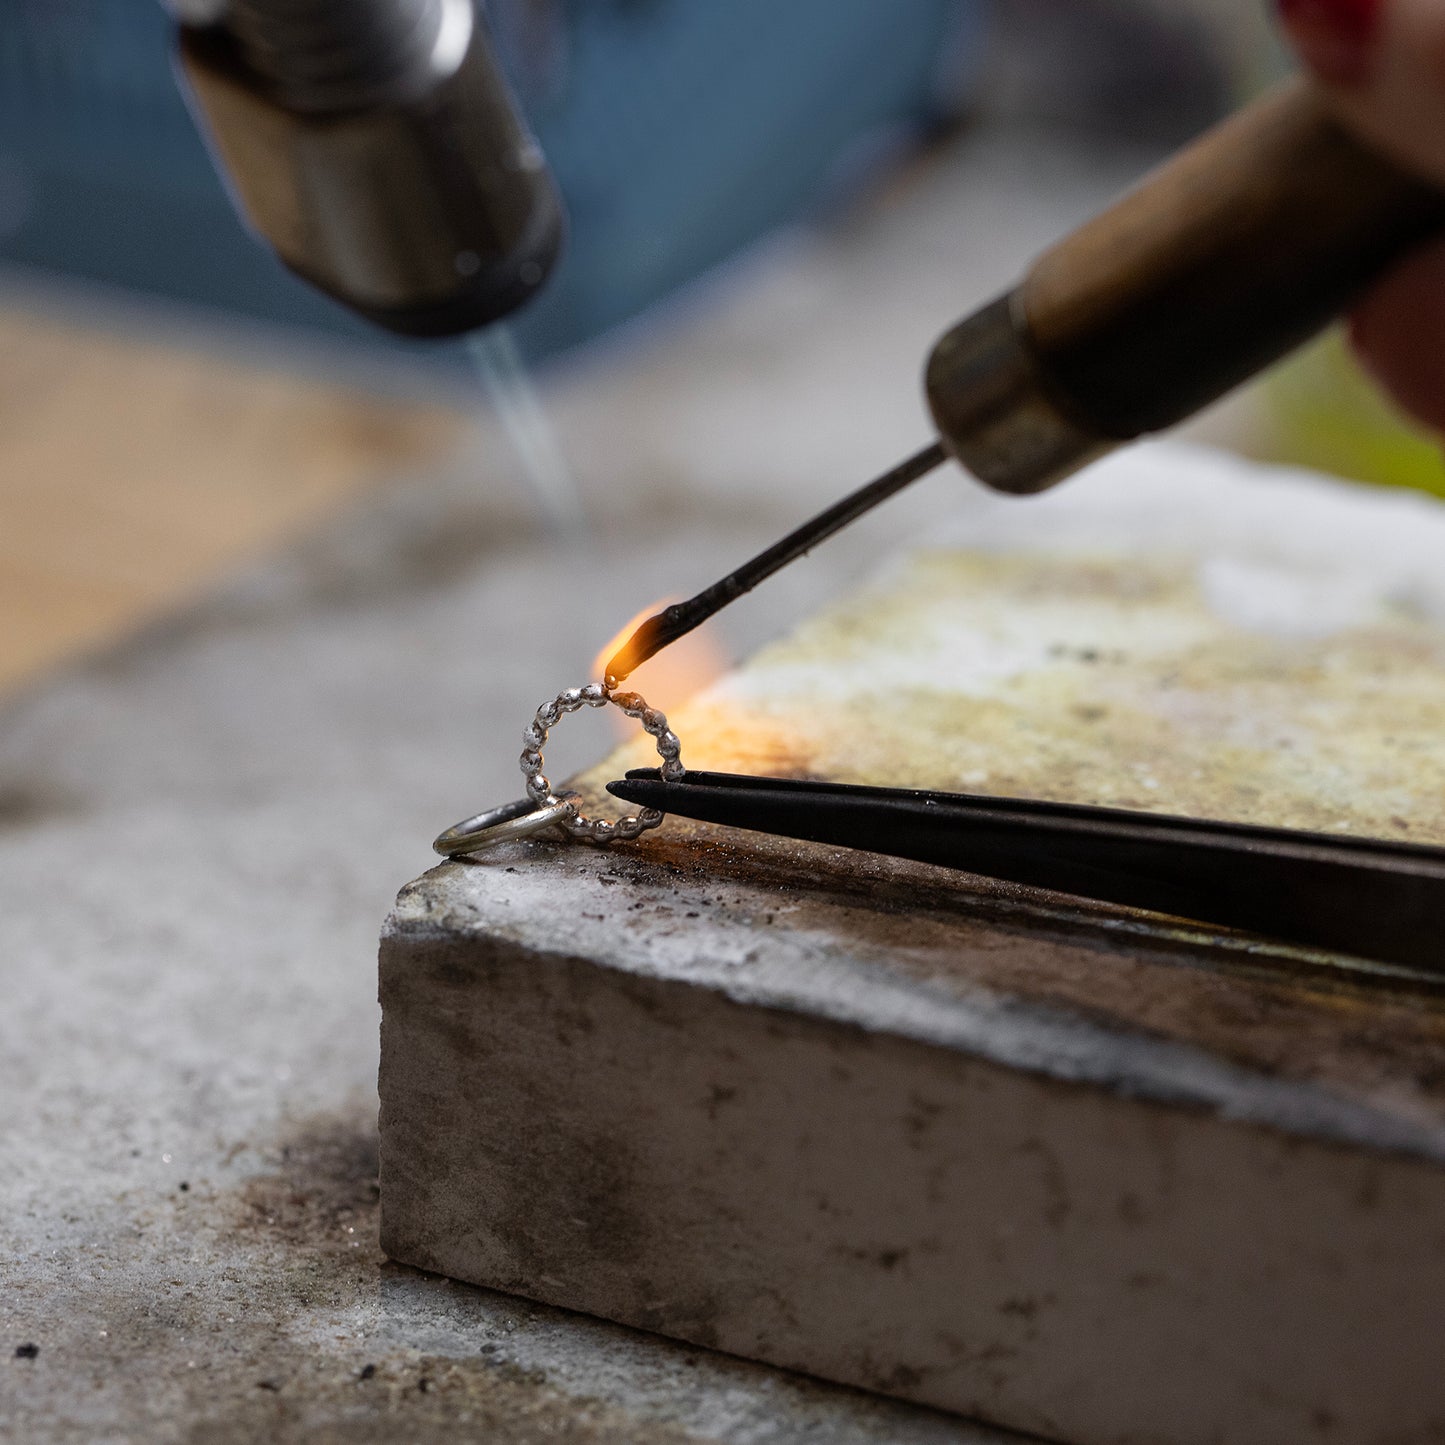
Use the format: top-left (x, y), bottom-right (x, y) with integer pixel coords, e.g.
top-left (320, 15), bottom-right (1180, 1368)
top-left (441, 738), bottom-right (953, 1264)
top-left (606, 772), bottom-right (668, 809)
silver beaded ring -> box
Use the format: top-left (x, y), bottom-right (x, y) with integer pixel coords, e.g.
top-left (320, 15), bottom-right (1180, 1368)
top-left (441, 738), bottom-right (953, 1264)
top-left (522, 683), bottom-right (682, 843)
top-left (433, 684), bottom-right (682, 856)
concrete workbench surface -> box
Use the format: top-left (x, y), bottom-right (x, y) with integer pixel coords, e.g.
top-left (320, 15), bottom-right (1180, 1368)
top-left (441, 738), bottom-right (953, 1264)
top-left (0, 123), bottom-right (1157, 1444)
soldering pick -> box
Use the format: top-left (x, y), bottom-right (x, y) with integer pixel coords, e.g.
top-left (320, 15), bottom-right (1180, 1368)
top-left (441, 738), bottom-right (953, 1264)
top-left (603, 441), bottom-right (947, 684)
top-left (605, 80), bottom-right (1445, 687)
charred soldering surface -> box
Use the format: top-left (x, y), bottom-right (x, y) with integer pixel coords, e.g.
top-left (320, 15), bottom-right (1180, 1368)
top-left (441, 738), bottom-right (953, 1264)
top-left (177, 0), bottom-right (563, 336)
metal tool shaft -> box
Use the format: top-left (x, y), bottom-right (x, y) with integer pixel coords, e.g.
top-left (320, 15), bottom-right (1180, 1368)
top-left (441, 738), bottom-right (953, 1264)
top-left (610, 769), bottom-right (1445, 974)
top-left (604, 441), bottom-right (946, 683)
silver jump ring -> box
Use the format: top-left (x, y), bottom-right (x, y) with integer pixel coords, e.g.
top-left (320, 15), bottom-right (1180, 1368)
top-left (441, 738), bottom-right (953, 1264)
top-left (433, 794), bottom-right (576, 856)
top-left (522, 683), bottom-right (682, 844)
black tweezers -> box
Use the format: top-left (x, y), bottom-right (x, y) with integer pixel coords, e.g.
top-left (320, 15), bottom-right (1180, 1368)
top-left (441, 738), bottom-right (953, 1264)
top-left (608, 769), bottom-right (1445, 975)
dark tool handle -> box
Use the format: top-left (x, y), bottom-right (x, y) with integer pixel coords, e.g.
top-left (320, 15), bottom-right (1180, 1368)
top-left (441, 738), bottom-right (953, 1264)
top-left (926, 80), bottom-right (1445, 493)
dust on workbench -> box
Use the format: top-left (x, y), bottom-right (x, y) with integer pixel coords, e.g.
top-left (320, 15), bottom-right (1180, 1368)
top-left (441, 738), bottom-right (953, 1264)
top-left (7, 1098), bottom-right (984, 1445)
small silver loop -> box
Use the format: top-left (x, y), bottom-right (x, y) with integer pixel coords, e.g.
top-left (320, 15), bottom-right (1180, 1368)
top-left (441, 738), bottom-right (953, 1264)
top-left (433, 795), bottom-right (576, 857)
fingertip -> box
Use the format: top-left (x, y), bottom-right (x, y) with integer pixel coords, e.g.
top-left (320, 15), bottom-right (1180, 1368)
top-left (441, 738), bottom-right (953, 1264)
top-left (1350, 238), bottom-right (1445, 435)
top-left (1276, 0), bottom-right (1386, 85)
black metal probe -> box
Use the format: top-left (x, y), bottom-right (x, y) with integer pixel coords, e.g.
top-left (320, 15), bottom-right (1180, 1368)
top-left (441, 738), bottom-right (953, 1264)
top-left (604, 440), bottom-right (946, 684)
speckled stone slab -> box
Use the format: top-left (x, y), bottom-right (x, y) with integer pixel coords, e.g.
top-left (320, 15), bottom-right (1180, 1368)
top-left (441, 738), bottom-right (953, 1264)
top-left (381, 447), bottom-right (1445, 1445)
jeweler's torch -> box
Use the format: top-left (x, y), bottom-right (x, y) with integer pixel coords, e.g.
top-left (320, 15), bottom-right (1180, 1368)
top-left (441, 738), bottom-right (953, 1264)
top-left (606, 79), bottom-right (1445, 683)
top-left (171, 0), bottom-right (563, 338)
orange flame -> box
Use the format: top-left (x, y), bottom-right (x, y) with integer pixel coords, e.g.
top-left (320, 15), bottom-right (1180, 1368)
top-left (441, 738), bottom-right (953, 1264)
top-left (592, 597), bottom-right (729, 735)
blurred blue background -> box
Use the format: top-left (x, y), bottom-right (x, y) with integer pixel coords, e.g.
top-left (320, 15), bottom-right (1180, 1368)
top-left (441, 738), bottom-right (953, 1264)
top-left (0, 0), bottom-right (982, 370)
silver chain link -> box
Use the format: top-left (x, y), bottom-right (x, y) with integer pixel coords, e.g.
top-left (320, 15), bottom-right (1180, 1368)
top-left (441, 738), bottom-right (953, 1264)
top-left (520, 683), bottom-right (682, 844)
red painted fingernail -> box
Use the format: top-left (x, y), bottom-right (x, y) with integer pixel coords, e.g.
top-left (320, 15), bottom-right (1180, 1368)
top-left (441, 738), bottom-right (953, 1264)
top-left (1276, 0), bottom-right (1385, 85)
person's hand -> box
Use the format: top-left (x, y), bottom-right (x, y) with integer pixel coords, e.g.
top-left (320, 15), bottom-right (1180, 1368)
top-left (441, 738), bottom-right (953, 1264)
top-left (1278, 0), bottom-right (1445, 430)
